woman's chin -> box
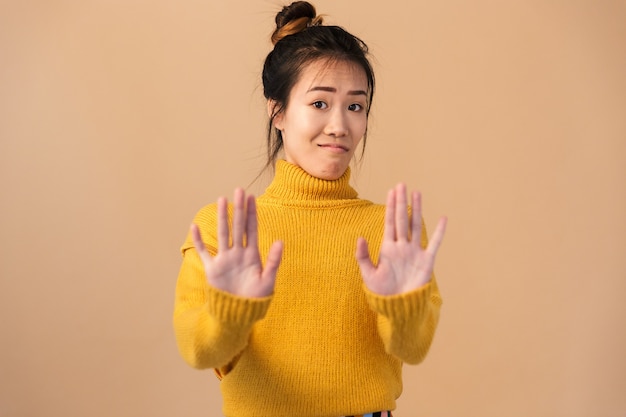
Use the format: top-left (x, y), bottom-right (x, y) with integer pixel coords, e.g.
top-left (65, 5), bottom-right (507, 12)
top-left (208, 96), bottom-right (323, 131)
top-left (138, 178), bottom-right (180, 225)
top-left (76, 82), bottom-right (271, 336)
top-left (309, 164), bottom-right (348, 180)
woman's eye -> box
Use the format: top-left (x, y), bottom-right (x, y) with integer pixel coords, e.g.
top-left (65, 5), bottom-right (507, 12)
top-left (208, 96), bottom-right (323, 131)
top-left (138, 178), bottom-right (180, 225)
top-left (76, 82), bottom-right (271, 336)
top-left (348, 103), bottom-right (363, 112)
top-left (312, 101), bottom-right (327, 109)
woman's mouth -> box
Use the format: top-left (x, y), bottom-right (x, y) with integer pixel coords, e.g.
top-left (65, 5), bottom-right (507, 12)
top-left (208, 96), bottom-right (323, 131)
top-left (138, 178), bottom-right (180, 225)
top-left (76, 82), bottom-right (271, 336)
top-left (318, 143), bottom-right (348, 153)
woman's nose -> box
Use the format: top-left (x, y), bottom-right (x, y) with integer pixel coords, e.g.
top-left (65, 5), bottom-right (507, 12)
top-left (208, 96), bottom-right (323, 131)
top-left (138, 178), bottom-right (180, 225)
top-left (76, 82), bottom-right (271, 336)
top-left (324, 108), bottom-right (348, 137)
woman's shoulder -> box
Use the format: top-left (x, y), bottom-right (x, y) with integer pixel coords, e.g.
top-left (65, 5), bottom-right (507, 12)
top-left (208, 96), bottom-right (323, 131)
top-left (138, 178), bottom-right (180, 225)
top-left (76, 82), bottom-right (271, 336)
top-left (192, 202), bottom-right (219, 226)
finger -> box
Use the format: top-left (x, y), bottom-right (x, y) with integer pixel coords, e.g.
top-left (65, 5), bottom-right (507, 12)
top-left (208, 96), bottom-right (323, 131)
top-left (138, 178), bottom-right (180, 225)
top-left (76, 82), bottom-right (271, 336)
top-left (190, 223), bottom-right (205, 253)
top-left (411, 191), bottom-right (423, 246)
top-left (395, 183), bottom-right (409, 241)
top-left (190, 223), bottom-right (213, 265)
top-left (232, 188), bottom-right (245, 247)
top-left (426, 216), bottom-right (448, 255)
top-left (245, 195), bottom-right (258, 250)
top-left (262, 240), bottom-right (284, 282)
top-left (355, 237), bottom-right (376, 277)
top-left (383, 188), bottom-right (396, 241)
top-left (216, 197), bottom-right (229, 252)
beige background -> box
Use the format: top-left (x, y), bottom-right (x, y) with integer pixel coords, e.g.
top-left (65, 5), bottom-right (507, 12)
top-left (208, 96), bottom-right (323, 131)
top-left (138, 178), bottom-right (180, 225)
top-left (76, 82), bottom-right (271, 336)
top-left (1, 0), bottom-right (625, 416)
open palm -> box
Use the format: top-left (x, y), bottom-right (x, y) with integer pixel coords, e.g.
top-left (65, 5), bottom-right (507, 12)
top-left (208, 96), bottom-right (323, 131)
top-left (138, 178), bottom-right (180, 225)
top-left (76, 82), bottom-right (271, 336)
top-left (356, 184), bottom-right (447, 295)
top-left (191, 188), bottom-right (283, 298)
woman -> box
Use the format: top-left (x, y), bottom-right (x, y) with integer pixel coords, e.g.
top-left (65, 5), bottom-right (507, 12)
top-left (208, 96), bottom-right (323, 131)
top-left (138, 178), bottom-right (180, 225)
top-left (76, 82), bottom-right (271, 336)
top-left (173, 2), bottom-right (447, 416)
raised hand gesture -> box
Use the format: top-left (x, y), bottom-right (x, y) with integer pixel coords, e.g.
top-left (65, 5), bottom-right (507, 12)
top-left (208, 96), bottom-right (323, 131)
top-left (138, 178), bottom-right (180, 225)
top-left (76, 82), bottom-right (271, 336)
top-left (190, 188), bottom-right (283, 298)
top-left (356, 184), bottom-right (447, 295)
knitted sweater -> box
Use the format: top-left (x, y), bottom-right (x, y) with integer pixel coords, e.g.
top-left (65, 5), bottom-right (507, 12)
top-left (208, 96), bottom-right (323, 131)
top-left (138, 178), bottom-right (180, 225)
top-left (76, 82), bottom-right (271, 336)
top-left (173, 160), bottom-right (442, 417)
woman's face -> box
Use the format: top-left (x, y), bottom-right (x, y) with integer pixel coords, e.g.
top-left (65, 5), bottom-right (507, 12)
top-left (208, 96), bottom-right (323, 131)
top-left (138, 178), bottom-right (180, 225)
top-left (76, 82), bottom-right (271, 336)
top-left (272, 59), bottom-right (368, 180)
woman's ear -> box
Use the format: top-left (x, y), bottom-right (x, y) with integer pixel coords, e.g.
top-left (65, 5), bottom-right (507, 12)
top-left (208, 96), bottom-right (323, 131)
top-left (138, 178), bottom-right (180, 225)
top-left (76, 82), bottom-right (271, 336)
top-left (267, 99), bottom-right (284, 130)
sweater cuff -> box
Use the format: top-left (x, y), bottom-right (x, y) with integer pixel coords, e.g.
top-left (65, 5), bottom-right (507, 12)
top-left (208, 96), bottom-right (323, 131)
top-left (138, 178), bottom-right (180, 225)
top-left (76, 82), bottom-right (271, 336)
top-left (204, 285), bottom-right (272, 327)
top-left (364, 282), bottom-right (434, 323)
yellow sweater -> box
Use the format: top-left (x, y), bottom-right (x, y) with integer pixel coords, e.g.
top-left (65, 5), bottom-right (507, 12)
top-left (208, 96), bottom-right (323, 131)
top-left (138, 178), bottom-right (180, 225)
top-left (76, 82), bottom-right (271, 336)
top-left (173, 160), bottom-right (442, 417)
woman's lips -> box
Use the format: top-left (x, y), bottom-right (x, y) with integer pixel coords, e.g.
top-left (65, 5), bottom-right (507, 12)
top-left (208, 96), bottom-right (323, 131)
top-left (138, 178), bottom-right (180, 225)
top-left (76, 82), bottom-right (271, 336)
top-left (318, 143), bottom-right (348, 153)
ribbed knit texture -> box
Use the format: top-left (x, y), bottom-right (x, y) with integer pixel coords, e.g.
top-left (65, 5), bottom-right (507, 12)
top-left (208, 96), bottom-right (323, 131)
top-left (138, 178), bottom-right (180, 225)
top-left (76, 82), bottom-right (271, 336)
top-left (173, 160), bottom-right (442, 417)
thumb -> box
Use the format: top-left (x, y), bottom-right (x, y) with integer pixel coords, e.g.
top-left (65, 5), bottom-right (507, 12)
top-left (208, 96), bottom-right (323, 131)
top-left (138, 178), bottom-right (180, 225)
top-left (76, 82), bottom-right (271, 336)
top-left (190, 223), bottom-right (213, 267)
top-left (355, 237), bottom-right (375, 278)
top-left (261, 240), bottom-right (284, 284)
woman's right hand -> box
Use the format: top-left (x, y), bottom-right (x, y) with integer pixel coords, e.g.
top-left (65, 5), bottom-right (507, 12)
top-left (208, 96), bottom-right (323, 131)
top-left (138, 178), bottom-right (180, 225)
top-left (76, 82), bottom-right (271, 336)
top-left (191, 188), bottom-right (283, 298)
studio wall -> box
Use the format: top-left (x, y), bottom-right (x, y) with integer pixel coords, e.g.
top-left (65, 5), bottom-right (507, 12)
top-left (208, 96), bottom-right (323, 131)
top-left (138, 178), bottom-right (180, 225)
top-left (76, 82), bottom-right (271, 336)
top-left (1, 1), bottom-right (625, 416)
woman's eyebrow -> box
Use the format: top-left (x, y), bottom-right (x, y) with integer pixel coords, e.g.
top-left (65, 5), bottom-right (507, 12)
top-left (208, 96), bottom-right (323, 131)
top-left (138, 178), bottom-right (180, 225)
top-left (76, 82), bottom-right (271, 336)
top-left (307, 86), bottom-right (367, 96)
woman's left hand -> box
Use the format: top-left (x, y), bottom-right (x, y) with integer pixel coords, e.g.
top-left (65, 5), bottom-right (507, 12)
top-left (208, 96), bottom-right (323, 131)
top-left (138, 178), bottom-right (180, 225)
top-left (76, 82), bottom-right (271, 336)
top-left (355, 184), bottom-right (447, 295)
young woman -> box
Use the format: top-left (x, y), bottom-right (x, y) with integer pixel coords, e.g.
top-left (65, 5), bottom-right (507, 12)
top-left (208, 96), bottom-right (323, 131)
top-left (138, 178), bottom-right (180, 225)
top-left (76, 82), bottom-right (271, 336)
top-left (173, 2), bottom-right (447, 416)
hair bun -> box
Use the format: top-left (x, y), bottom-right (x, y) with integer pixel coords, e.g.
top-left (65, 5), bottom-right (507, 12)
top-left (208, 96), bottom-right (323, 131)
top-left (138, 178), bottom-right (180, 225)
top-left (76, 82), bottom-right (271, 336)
top-left (271, 1), bottom-right (323, 45)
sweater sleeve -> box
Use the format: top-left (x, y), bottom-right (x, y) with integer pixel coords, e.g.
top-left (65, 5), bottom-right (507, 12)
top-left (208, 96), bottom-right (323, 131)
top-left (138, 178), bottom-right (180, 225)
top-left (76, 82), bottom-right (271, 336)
top-left (364, 276), bottom-right (442, 364)
top-left (172, 205), bottom-right (272, 370)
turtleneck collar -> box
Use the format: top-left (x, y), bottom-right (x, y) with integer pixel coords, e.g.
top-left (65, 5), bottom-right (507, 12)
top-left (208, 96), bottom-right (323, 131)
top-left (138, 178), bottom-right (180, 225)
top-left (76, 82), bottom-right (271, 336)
top-left (262, 160), bottom-right (358, 202)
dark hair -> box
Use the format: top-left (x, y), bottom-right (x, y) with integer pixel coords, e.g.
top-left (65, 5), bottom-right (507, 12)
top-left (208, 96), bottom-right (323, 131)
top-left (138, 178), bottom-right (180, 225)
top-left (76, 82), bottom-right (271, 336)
top-left (261, 1), bottom-right (375, 170)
